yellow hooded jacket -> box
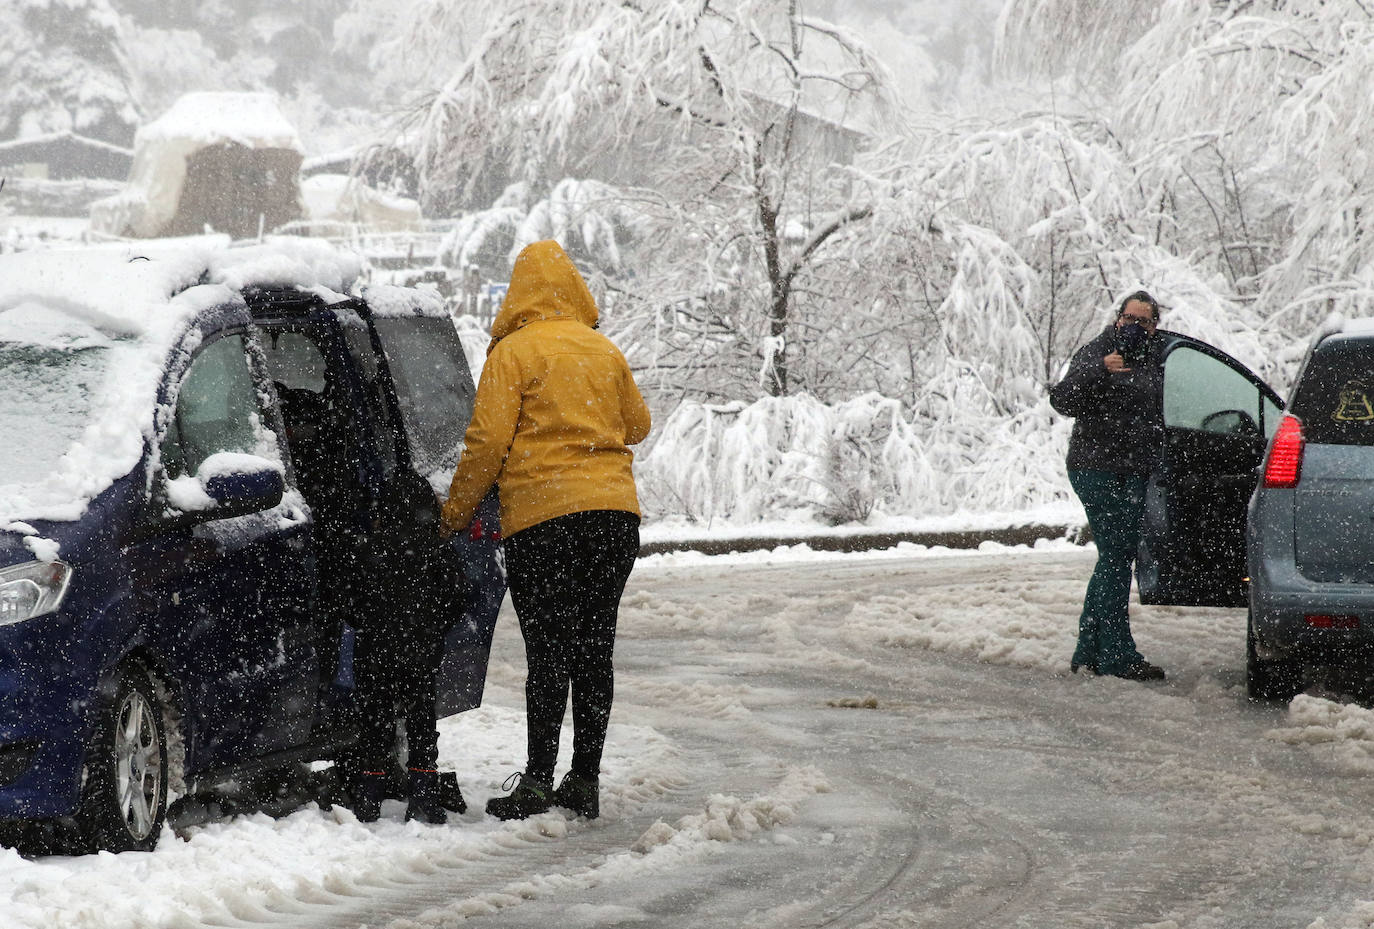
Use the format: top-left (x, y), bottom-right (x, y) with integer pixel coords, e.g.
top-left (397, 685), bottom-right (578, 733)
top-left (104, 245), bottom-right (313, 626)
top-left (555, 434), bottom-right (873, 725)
top-left (440, 240), bottom-right (651, 538)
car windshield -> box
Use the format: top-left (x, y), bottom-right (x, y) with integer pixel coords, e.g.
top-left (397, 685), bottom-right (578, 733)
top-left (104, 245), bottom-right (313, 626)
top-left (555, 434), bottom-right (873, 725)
top-left (0, 302), bottom-right (128, 486)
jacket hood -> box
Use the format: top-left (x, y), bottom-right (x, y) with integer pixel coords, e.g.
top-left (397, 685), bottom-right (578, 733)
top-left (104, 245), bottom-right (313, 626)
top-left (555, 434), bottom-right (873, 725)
top-left (488, 240), bottom-right (599, 353)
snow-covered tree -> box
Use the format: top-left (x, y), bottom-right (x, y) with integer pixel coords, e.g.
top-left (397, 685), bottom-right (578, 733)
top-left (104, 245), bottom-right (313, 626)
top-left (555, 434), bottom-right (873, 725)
top-left (118, 0), bottom-right (364, 127)
top-left (403, 0), bottom-right (904, 398)
top-left (994, 0), bottom-right (1374, 387)
top-left (335, 0), bottom-right (488, 106)
top-left (0, 0), bottom-right (140, 145)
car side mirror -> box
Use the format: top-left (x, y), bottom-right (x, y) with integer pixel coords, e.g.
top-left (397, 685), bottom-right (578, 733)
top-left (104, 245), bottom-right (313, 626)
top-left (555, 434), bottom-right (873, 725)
top-left (198, 453), bottom-right (285, 518)
top-left (158, 452), bottom-right (285, 526)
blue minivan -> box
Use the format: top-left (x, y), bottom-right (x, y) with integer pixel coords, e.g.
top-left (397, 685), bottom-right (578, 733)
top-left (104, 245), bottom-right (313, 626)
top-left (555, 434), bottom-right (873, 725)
top-left (0, 240), bottom-right (504, 852)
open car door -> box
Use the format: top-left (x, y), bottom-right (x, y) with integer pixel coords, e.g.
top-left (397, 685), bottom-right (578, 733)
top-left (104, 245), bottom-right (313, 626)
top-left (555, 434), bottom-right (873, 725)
top-left (355, 295), bottom-right (507, 717)
top-left (1136, 334), bottom-right (1284, 607)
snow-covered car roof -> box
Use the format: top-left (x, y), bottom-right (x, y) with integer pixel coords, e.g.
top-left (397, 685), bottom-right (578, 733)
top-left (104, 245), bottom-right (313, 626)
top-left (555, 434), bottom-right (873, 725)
top-left (0, 237), bottom-right (365, 526)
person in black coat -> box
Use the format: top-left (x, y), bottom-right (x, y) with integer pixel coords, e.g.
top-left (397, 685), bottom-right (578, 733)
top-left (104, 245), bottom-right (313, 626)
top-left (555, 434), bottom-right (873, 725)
top-left (1048, 290), bottom-right (1168, 682)
top-left (345, 472), bottom-right (471, 825)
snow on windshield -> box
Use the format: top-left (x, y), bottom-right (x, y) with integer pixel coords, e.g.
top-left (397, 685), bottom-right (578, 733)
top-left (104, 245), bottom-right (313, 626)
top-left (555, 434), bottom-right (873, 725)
top-left (0, 303), bottom-right (123, 487)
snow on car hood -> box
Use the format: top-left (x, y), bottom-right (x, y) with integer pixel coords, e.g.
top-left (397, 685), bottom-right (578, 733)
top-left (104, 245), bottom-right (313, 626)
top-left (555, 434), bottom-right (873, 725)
top-left (0, 238), bottom-right (363, 530)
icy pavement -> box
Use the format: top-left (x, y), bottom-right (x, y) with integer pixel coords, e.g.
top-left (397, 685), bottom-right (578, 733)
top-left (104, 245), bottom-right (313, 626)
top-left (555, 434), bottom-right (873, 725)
top-left (7, 546), bottom-right (1374, 928)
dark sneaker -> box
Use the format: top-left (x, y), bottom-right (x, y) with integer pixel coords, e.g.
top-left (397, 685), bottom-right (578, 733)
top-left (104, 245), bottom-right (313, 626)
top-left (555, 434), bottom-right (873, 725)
top-left (485, 772), bottom-right (553, 821)
top-left (553, 771), bottom-right (600, 819)
top-left (1113, 660), bottom-right (1166, 682)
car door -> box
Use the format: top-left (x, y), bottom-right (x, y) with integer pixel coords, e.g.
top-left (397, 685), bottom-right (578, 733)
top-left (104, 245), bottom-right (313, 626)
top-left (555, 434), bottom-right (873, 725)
top-left (125, 330), bottom-right (318, 773)
top-left (1136, 333), bottom-right (1284, 607)
top-left (354, 302), bottom-right (507, 716)
top-left (255, 318), bottom-right (393, 730)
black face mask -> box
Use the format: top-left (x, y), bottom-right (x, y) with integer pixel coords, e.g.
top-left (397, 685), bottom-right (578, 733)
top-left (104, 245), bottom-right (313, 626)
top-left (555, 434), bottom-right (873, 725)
top-left (1116, 322), bottom-right (1149, 363)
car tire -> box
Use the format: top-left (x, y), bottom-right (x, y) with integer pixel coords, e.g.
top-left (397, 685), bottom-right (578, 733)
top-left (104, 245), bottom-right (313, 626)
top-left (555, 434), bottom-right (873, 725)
top-left (75, 663), bottom-right (169, 853)
top-left (1246, 611), bottom-right (1304, 702)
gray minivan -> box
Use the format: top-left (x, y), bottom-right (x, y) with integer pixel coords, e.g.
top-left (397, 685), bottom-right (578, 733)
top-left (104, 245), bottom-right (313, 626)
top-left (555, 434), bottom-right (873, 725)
top-left (1248, 320), bottom-right (1374, 700)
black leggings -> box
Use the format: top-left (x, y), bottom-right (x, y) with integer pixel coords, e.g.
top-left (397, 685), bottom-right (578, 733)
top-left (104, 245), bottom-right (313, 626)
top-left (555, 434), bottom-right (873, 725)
top-left (352, 625), bottom-right (442, 772)
top-left (504, 510), bottom-right (640, 783)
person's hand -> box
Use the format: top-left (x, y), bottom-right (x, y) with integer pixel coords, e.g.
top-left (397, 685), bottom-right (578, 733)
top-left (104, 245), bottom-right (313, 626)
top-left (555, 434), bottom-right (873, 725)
top-left (436, 493), bottom-right (454, 539)
top-left (1104, 351), bottom-right (1131, 373)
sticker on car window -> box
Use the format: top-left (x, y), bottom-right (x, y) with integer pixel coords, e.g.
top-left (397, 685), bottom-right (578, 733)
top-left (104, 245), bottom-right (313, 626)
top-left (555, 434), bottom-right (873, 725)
top-left (1333, 381), bottom-right (1374, 422)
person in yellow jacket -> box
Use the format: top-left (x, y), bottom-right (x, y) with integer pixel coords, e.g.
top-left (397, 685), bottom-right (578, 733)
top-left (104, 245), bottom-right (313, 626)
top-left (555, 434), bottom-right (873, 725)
top-left (439, 239), bottom-right (651, 820)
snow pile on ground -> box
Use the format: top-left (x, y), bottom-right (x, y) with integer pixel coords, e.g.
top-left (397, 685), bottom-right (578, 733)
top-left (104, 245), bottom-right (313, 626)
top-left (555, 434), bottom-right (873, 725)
top-left (631, 765), bottom-right (828, 851)
top-left (0, 705), bottom-right (671, 929)
top-left (638, 534), bottom-right (1082, 569)
top-left (0, 699), bottom-right (832, 929)
top-left (1266, 695), bottom-right (1374, 777)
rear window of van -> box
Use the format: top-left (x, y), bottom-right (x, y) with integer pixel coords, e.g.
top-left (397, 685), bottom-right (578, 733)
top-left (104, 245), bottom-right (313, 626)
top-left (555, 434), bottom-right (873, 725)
top-left (1290, 339), bottom-right (1374, 445)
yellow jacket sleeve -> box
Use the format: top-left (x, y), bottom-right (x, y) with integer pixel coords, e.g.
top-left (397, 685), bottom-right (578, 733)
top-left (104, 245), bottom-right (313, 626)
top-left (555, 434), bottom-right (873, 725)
top-left (623, 365), bottom-right (651, 445)
top-left (440, 345), bottom-right (522, 534)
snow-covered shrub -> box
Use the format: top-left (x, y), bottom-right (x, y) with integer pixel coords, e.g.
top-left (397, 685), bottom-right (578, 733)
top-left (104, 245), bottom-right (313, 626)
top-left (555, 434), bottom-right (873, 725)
top-left (439, 177), bottom-right (651, 284)
top-left (635, 390), bottom-right (1075, 525)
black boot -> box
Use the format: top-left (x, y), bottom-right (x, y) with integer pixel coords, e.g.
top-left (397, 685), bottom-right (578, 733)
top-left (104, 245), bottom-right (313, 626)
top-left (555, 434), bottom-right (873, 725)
top-left (405, 769), bottom-right (448, 825)
top-left (436, 771), bottom-right (467, 814)
top-left (485, 772), bottom-right (552, 821)
top-left (553, 771), bottom-right (599, 819)
top-left (1113, 659), bottom-right (1166, 682)
top-left (351, 771), bottom-right (388, 823)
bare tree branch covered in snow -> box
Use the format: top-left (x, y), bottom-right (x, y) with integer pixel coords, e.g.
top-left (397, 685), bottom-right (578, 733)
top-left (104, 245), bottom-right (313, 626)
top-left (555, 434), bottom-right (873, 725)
top-left (997, 0), bottom-right (1374, 370)
top-left (402, 0), bottom-right (907, 398)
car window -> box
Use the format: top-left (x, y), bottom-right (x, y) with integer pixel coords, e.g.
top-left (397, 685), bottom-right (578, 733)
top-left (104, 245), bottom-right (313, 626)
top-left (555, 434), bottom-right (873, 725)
top-left (1290, 339), bottom-right (1374, 446)
top-left (161, 334), bottom-right (269, 480)
top-left (261, 330), bottom-right (328, 394)
top-left (339, 323), bottom-right (401, 478)
top-left (371, 317), bottom-right (475, 474)
top-left (1163, 344), bottom-right (1279, 438)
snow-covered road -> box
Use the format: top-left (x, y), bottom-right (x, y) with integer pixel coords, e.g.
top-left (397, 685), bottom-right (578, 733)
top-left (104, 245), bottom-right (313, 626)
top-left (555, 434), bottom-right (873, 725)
top-left (9, 544), bottom-right (1374, 929)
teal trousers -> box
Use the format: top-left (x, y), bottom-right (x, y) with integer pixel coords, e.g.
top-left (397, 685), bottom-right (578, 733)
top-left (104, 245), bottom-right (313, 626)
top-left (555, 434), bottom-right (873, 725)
top-left (1068, 469), bottom-right (1147, 675)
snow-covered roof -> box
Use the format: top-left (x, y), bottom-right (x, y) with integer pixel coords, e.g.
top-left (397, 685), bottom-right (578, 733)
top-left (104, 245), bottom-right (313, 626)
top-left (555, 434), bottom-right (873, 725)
top-left (90, 93), bottom-right (304, 239)
top-left (136, 92), bottom-right (302, 152)
top-left (363, 282), bottom-right (446, 319)
top-left (0, 237), bottom-right (363, 524)
top-left (0, 132), bottom-right (134, 158)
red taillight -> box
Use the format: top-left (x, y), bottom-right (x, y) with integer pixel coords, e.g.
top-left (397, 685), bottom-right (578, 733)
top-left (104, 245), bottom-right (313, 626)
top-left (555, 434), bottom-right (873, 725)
top-left (1305, 614), bottom-right (1360, 629)
top-left (1262, 414), bottom-right (1305, 488)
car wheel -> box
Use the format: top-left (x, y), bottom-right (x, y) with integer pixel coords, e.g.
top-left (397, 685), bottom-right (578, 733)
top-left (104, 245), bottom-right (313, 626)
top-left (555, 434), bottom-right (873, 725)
top-left (75, 663), bottom-right (169, 852)
top-left (1247, 611), bottom-right (1304, 702)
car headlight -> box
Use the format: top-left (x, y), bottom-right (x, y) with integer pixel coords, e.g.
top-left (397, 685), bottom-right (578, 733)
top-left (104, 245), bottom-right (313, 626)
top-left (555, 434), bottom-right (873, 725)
top-left (0, 561), bottom-right (73, 626)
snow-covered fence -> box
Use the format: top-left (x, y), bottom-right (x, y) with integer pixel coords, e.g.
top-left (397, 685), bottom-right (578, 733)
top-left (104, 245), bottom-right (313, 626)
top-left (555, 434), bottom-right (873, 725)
top-left (635, 391), bottom-right (1076, 526)
top-left (275, 219), bottom-right (455, 270)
